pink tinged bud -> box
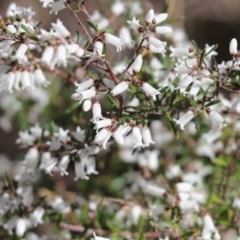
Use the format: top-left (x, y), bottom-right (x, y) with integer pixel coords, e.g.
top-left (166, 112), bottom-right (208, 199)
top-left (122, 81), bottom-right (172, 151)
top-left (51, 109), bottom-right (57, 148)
top-left (75, 78), bottom-right (94, 91)
top-left (111, 81), bottom-right (129, 96)
top-left (141, 82), bottom-right (160, 101)
top-left (155, 26), bottom-right (172, 34)
top-left (208, 110), bottom-right (225, 131)
top-left (105, 33), bottom-right (123, 52)
top-left (92, 102), bottom-right (102, 121)
top-left (132, 126), bottom-right (144, 149)
top-left (229, 38), bottom-right (238, 55)
top-left (142, 126), bottom-right (155, 146)
top-left (113, 130), bottom-right (124, 145)
top-left (52, 19), bottom-right (70, 38)
top-left (41, 46), bottom-right (54, 66)
top-left (6, 24), bottom-right (17, 34)
top-left (132, 54), bottom-right (143, 73)
top-left (154, 13), bottom-right (168, 24)
top-left (176, 182), bottom-right (192, 192)
top-left (57, 155), bottom-right (70, 176)
top-left (21, 71), bottom-right (32, 90)
top-left (94, 41), bottom-right (104, 56)
top-left (145, 9), bottom-right (154, 24)
top-left (14, 44), bottom-right (28, 63)
top-left (103, 78), bottom-right (115, 89)
top-left (83, 99), bottom-right (92, 112)
top-left (94, 118), bottom-right (112, 130)
top-left (173, 110), bottom-right (195, 130)
top-left (148, 37), bottom-right (167, 48)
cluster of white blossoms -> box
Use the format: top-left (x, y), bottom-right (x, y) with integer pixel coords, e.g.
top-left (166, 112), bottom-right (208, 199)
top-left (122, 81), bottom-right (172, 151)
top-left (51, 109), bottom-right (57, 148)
top-left (1, 0), bottom-right (240, 239)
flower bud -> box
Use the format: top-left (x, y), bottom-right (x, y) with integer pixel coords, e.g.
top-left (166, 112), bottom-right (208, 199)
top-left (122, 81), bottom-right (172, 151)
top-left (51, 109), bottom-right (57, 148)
top-left (141, 82), bottom-right (160, 101)
top-left (153, 13), bottom-right (168, 24)
top-left (14, 44), bottom-right (28, 63)
top-left (132, 54), bottom-right (143, 74)
top-left (41, 46), bottom-right (54, 66)
top-left (154, 26), bottom-right (172, 34)
top-left (111, 81), bottom-right (129, 96)
top-left (145, 9), bottom-right (154, 24)
top-left (229, 38), bottom-right (238, 55)
top-left (75, 78), bottom-right (94, 91)
top-left (52, 19), bottom-right (70, 38)
top-left (83, 99), bottom-right (92, 112)
top-left (113, 130), bottom-right (124, 145)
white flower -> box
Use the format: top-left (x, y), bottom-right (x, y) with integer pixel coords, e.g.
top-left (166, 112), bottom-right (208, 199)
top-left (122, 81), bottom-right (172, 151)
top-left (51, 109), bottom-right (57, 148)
top-left (179, 199), bottom-right (199, 213)
top-left (91, 101), bottom-right (104, 122)
top-left (41, 46), bottom-right (54, 66)
top-left (56, 155), bottom-right (70, 176)
top-left (141, 126), bottom-right (155, 146)
top-left (119, 27), bottom-right (132, 48)
top-left (39, 157), bottom-right (57, 175)
top-left (144, 183), bottom-right (166, 197)
top-left (30, 207), bottom-right (45, 227)
top-left (94, 118), bottom-right (112, 131)
top-left (54, 128), bottom-right (69, 143)
top-left (14, 44), bottom-right (28, 63)
top-left (75, 78), bottom-right (94, 91)
top-left (141, 82), bottom-right (160, 101)
top-left (132, 54), bottom-right (143, 74)
top-left (127, 17), bottom-right (143, 32)
top-left (154, 26), bottom-right (172, 34)
top-left (50, 0), bottom-right (66, 15)
top-left (173, 110), bottom-right (195, 130)
top-left (176, 182), bottom-right (193, 192)
top-left (111, 0), bottom-right (125, 16)
top-left (51, 45), bottom-right (67, 68)
top-left (148, 44), bottom-right (166, 55)
top-left (132, 126), bottom-right (144, 149)
top-left (94, 41), bottom-right (104, 56)
top-left (170, 46), bottom-right (190, 57)
top-left (21, 71), bottom-right (33, 90)
top-left (51, 19), bottom-right (70, 38)
top-left (5, 71), bottom-right (15, 93)
top-left (145, 9), bottom-right (154, 24)
top-left (93, 232), bottom-right (110, 240)
top-left (113, 129), bottom-right (124, 145)
top-left (72, 87), bottom-right (97, 104)
top-left (16, 218), bottom-right (28, 237)
top-left (111, 81), bottom-right (129, 96)
top-left (83, 99), bottom-right (92, 112)
top-left (86, 156), bottom-right (98, 175)
top-left (153, 13), bottom-right (168, 24)
top-left (39, 0), bottom-right (53, 8)
top-left (229, 38), bottom-right (238, 55)
top-left (148, 36), bottom-right (167, 48)
top-left (6, 24), bottom-right (17, 34)
top-left (188, 80), bottom-right (201, 100)
top-left (104, 33), bottom-right (124, 52)
top-left (94, 128), bottom-right (110, 143)
top-left (208, 110), bottom-right (225, 131)
top-left (102, 78), bottom-right (115, 89)
top-left (74, 160), bottom-right (89, 180)
top-left (22, 147), bottom-right (39, 170)
top-left (34, 68), bottom-right (50, 87)
top-left (72, 126), bottom-right (85, 142)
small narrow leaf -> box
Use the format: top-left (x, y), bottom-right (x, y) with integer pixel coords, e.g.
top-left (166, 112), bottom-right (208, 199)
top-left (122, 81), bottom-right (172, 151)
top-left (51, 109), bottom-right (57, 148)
top-left (205, 99), bottom-right (221, 107)
top-left (35, 20), bottom-right (43, 28)
top-left (199, 48), bottom-right (206, 68)
top-left (87, 20), bottom-right (99, 32)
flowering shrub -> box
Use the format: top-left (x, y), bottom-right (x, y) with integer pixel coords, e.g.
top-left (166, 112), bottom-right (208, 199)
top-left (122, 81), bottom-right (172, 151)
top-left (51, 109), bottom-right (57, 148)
top-left (0, 0), bottom-right (240, 239)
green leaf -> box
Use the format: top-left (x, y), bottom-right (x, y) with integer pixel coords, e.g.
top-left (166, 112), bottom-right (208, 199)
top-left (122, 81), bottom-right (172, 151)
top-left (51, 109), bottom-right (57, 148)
top-left (169, 119), bottom-right (179, 139)
top-left (87, 20), bottom-right (99, 32)
top-left (35, 20), bottom-right (43, 28)
top-left (103, 42), bottom-right (107, 56)
top-left (107, 94), bottom-right (118, 108)
top-left (212, 157), bottom-right (227, 167)
top-left (76, 30), bottom-right (80, 43)
top-left (64, 102), bottom-right (79, 114)
top-left (205, 99), bottom-right (221, 107)
top-left (21, 24), bottom-right (37, 38)
top-left (189, 99), bottom-right (198, 107)
top-left (199, 48), bottom-right (206, 68)
top-left (181, 231), bottom-right (194, 238)
top-left (206, 44), bottom-right (218, 57)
